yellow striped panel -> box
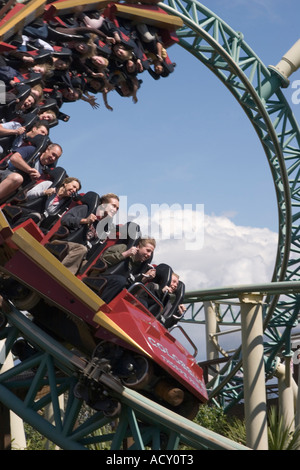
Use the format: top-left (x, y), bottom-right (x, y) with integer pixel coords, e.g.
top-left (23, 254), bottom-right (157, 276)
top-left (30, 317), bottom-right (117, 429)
top-left (50, 0), bottom-right (110, 16)
top-left (0, 210), bottom-right (13, 243)
top-left (0, 0), bottom-right (47, 42)
top-left (10, 227), bottom-right (105, 312)
top-left (0, 210), bottom-right (15, 266)
top-left (112, 3), bottom-right (183, 30)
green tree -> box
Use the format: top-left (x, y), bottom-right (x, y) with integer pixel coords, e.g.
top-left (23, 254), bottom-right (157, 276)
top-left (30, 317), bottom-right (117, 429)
top-left (194, 404), bottom-right (230, 435)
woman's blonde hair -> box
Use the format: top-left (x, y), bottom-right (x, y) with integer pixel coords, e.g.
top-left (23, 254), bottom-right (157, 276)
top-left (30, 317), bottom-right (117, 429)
top-left (31, 84), bottom-right (44, 101)
top-left (139, 237), bottom-right (156, 249)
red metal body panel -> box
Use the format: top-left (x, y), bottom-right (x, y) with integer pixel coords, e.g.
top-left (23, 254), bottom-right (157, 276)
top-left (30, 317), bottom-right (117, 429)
top-left (0, 4), bottom-right (24, 27)
top-left (3, 249), bottom-right (102, 325)
top-left (95, 290), bottom-right (208, 402)
top-left (0, 42), bottom-right (17, 53)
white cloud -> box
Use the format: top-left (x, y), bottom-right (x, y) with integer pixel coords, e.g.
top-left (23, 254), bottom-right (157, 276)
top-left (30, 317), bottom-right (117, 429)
top-left (150, 212), bottom-right (278, 292)
top-left (116, 203), bottom-right (278, 291)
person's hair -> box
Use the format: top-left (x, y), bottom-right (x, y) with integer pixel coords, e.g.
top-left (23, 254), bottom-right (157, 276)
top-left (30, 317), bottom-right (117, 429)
top-left (47, 142), bottom-right (63, 155)
top-left (54, 56), bottom-right (72, 67)
top-left (172, 272), bottom-right (179, 280)
top-left (61, 176), bottom-right (81, 191)
top-left (38, 62), bottom-right (54, 76)
top-left (113, 43), bottom-right (133, 61)
top-left (32, 120), bottom-right (49, 131)
top-left (77, 37), bottom-right (97, 59)
top-left (39, 109), bottom-right (57, 120)
top-left (74, 87), bottom-right (83, 99)
top-left (31, 83), bottom-right (44, 100)
top-left (138, 237), bottom-right (156, 249)
top-left (92, 56), bottom-right (109, 69)
top-left (29, 92), bottom-right (38, 105)
top-left (100, 193), bottom-right (119, 204)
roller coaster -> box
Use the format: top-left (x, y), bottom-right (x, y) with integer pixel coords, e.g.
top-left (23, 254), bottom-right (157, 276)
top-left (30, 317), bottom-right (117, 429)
top-left (0, 0), bottom-right (300, 451)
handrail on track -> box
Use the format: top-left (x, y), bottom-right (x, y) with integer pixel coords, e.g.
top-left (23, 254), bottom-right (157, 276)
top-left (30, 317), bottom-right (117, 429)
top-left (183, 280), bottom-right (300, 303)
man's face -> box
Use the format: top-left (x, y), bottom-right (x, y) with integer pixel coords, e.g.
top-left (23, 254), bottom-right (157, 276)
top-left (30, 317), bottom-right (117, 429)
top-left (54, 58), bottom-right (69, 70)
top-left (97, 198), bottom-right (119, 219)
top-left (40, 145), bottom-right (61, 166)
top-left (154, 63), bottom-right (163, 74)
top-left (74, 42), bottom-right (89, 54)
top-left (62, 88), bottom-right (79, 101)
top-left (136, 243), bottom-right (155, 262)
top-left (169, 275), bottom-right (179, 293)
top-left (30, 125), bottom-right (48, 137)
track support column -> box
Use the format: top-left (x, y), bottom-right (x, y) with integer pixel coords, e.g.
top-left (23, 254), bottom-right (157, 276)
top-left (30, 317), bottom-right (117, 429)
top-left (240, 293), bottom-right (268, 450)
top-left (275, 360), bottom-right (296, 431)
top-left (204, 301), bottom-right (219, 370)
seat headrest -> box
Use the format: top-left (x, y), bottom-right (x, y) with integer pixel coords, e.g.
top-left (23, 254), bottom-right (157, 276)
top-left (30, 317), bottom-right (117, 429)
top-left (44, 166), bottom-right (67, 187)
top-left (78, 191), bottom-right (101, 213)
top-left (152, 263), bottom-right (173, 287)
top-left (117, 222), bottom-right (141, 247)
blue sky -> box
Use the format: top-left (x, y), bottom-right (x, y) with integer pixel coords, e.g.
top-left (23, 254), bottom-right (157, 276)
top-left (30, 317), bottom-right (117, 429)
top-left (49, 0), bottom-right (300, 291)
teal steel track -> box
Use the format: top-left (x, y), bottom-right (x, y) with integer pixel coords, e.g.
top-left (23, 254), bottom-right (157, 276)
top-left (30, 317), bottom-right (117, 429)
top-left (158, 0), bottom-right (300, 408)
top-left (0, 305), bottom-right (249, 450)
